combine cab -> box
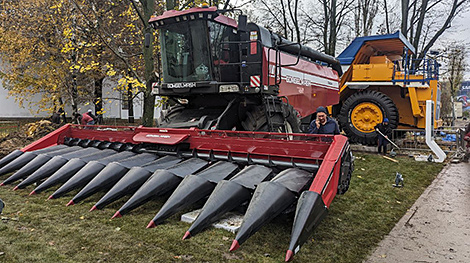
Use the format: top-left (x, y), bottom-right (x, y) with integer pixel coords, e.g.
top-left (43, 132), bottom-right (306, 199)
top-left (0, 124), bottom-right (353, 261)
top-left (150, 6), bottom-right (342, 132)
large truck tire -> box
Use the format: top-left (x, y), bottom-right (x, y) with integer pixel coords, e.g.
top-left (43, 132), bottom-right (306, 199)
top-left (241, 104), bottom-right (301, 133)
top-left (339, 90), bottom-right (398, 145)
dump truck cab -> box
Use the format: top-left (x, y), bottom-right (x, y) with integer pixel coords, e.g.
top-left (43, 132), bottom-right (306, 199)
top-left (336, 31), bottom-right (441, 144)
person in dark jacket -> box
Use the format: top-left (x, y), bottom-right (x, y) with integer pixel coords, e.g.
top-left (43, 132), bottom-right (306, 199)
top-left (72, 112), bottom-right (82, 124)
top-left (0, 198), bottom-right (4, 214)
top-left (375, 118), bottom-right (392, 155)
top-left (464, 122), bottom-right (470, 162)
top-left (309, 106), bottom-right (340, 135)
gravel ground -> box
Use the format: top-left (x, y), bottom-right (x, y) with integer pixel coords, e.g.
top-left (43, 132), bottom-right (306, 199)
top-left (364, 162), bottom-right (470, 263)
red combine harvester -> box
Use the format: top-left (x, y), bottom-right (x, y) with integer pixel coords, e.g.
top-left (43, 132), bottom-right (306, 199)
top-left (0, 124), bottom-right (352, 261)
top-left (0, 6), bottom-right (354, 262)
top-left (150, 6), bottom-right (342, 132)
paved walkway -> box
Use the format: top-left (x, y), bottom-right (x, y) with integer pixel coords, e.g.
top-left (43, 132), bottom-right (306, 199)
top-left (365, 162), bottom-right (470, 263)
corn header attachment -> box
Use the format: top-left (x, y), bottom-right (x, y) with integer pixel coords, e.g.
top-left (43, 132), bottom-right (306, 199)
top-left (0, 124), bottom-right (353, 261)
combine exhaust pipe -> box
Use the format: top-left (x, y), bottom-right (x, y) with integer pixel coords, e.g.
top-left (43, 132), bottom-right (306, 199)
top-left (273, 35), bottom-right (343, 75)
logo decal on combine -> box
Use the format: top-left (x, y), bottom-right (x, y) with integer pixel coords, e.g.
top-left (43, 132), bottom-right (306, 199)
top-left (146, 134), bottom-right (171, 138)
top-left (250, 75), bottom-right (261, 87)
top-left (167, 82), bottom-right (196, 89)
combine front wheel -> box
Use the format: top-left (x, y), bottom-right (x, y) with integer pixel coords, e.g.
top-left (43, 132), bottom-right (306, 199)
top-left (337, 146), bottom-right (353, 194)
top-left (241, 104), bottom-right (301, 133)
top-left (339, 90), bottom-right (398, 145)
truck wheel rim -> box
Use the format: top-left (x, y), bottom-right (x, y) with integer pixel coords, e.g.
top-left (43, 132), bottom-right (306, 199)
top-left (351, 102), bottom-right (383, 133)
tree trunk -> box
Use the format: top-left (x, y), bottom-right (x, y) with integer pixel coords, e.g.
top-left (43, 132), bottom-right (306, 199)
top-left (166, 0), bottom-right (177, 10)
top-left (71, 76), bottom-right (78, 115)
top-left (141, 0), bottom-right (156, 127)
top-left (401, 0), bottom-right (409, 36)
top-left (328, 0), bottom-right (337, 56)
top-left (412, 0), bottom-right (428, 60)
top-left (127, 83), bottom-right (135, 124)
top-left (384, 0), bottom-right (390, 34)
top-left (322, 0), bottom-right (329, 54)
top-left (94, 77), bottom-right (104, 125)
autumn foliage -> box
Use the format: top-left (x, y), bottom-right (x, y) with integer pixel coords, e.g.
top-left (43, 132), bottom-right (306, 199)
top-left (0, 0), bottom-right (164, 125)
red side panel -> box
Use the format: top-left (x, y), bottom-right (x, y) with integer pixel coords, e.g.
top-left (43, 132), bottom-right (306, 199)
top-left (262, 47), bottom-right (340, 118)
top-left (21, 124), bottom-right (72, 152)
top-left (308, 135), bottom-right (348, 207)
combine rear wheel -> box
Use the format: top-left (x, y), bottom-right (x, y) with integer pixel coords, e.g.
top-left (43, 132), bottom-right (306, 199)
top-left (339, 90), bottom-right (398, 145)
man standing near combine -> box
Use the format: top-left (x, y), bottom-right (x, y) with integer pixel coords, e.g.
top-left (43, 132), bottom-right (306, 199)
top-left (375, 118), bottom-right (392, 155)
top-left (309, 106), bottom-right (340, 135)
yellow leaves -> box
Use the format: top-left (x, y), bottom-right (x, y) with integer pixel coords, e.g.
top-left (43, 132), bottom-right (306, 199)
top-left (107, 69), bottom-right (117, 77)
top-left (126, 24), bottom-right (136, 29)
top-left (117, 76), bottom-right (145, 91)
top-left (63, 27), bottom-right (72, 38)
top-left (61, 42), bottom-right (74, 54)
top-left (70, 65), bottom-right (81, 71)
top-left (50, 2), bottom-right (63, 9)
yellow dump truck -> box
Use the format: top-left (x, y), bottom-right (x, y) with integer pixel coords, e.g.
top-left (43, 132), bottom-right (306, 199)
top-left (335, 31), bottom-right (440, 144)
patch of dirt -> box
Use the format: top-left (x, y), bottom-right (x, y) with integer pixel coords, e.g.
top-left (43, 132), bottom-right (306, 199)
top-left (364, 162), bottom-right (470, 263)
top-left (0, 120), bottom-right (60, 158)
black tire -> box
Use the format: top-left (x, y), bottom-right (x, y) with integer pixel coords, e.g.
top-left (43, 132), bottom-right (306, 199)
top-left (337, 146), bottom-right (353, 195)
top-left (241, 104), bottom-right (301, 133)
top-left (339, 90), bottom-right (398, 145)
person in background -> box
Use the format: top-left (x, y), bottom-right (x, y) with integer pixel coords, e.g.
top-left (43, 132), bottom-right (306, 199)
top-left (81, 110), bottom-right (94, 125)
top-left (58, 108), bottom-right (66, 123)
top-left (72, 112), bottom-right (82, 124)
top-left (375, 118), bottom-right (392, 155)
top-left (51, 110), bottom-right (61, 124)
top-left (0, 198), bottom-right (4, 214)
top-left (86, 109), bottom-right (98, 124)
top-left (463, 122), bottom-right (470, 162)
top-left (309, 106), bottom-right (340, 135)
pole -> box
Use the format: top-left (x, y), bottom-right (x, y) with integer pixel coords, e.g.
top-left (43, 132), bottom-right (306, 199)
top-left (376, 129), bottom-right (400, 149)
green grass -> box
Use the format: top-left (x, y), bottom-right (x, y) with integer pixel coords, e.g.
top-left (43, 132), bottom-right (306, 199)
top-left (0, 154), bottom-right (443, 263)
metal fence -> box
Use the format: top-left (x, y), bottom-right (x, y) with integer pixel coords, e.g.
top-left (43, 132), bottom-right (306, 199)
top-left (0, 121), bottom-right (20, 137)
top-left (392, 127), bottom-right (466, 153)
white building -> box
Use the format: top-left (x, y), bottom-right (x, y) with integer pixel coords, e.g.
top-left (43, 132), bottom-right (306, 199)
top-left (0, 77), bottom-right (161, 121)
